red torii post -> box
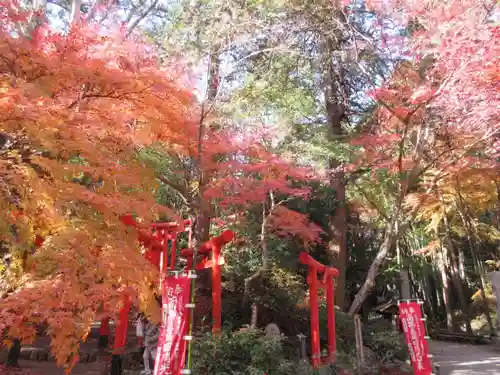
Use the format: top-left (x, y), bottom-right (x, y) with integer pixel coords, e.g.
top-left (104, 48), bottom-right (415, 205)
top-left (99, 216), bottom-right (191, 349)
top-left (109, 217), bottom-right (192, 375)
top-left (299, 252), bottom-right (339, 369)
top-left (151, 220), bottom-right (191, 271)
top-left (180, 230), bottom-right (235, 334)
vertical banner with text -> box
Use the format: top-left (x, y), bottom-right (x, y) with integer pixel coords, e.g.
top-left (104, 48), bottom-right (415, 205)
top-left (154, 274), bottom-right (191, 375)
top-left (398, 301), bottom-right (432, 375)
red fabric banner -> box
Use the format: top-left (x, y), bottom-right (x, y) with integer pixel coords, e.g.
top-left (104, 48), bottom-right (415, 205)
top-left (113, 295), bottom-right (131, 352)
top-left (398, 301), bottom-right (433, 375)
top-left (154, 274), bottom-right (191, 375)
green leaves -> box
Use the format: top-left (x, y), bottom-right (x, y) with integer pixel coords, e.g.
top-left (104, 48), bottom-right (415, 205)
top-left (191, 329), bottom-right (298, 375)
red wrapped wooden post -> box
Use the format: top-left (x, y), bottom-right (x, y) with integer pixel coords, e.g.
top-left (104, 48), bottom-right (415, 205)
top-left (99, 317), bottom-right (110, 348)
top-left (202, 230), bottom-right (234, 333)
top-left (111, 294), bottom-right (132, 375)
top-left (308, 266), bottom-right (321, 368)
top-left (180, 230), bottom-right (235, 334)
top-left (169, 235), bottom-right (177, 271)
top-left (109, 216), bottom-right (193, 375)
top-left (151, 220), bottom-right (191, 271)
top-left (299, 252), bottom-right (339, 368)
top-left (113, 295), bottom-right (131, 351)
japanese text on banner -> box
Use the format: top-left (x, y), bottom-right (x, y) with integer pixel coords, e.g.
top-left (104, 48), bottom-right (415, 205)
top-left (153, 275), bottom-right (191, 375)
top-left (398, 302), bottom-right (432, 375)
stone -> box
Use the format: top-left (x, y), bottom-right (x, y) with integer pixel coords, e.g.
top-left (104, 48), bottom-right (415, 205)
top-left (89, 350), bottom-right (99, 362)
top-left (296, 333), bottom-right (307, 359)
top-left (361, 346), bottom-right (377, 367)
top-left (39, 349), bottom-right (49, 361)
top-left (29, 349), bottom-right (39, 361)
top-left (0, 348), bottom-right (8, 363)
top-left (264, 323), bottom-right (281, 338)
top-left (20, 347), bottom-right (32, 360)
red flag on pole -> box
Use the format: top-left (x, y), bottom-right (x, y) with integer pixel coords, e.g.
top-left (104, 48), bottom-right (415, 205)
top-left (398, 301), bottom-right (433, 375)
top-left (154, 274), bottom-right (191, 375)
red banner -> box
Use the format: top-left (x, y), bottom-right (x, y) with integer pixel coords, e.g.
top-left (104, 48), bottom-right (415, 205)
top-left (154, 274), bottom-right (191, 375)
top-left (398, 301), bottom-right (432, 375)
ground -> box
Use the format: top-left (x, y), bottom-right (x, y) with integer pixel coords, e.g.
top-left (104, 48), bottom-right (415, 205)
top-left (7, 339), bottom-right (500, 374)
top-left (17, 361), bottom-right (103, 375)
top-left (430, 340), bottom-right (500, 375)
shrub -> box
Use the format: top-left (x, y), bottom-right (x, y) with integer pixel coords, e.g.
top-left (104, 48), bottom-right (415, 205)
top-left (191, 329), bottom-right (300, 375)
top-left (362, 323), bottom-right (408, 363)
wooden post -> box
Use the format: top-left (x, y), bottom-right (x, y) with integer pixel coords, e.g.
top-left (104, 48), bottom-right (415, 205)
top-left (170, 236), bottom-right (177, 271)
top-left (209, 231), bottom-right (234, 334)
top-left (212, 241), bottom-right (222, 334)
top-left (297, 333), bottom-right (307, 360)
top-left (6, 339), bottom-right (21, 367)
top-left (250, 303), bottom-right (258, 329)
top-left (400, 268), bottom-right (412, 300)
top-left (326, 275), bottom-right (336, 359)
top-left (98, 318), bottom-right (110, 348)
top-left (111, 294), bottom-right (131, 375)
top-left (179, 230), bottom-right (234, 335)
top-left (354, 314), bottom-right (364, 374)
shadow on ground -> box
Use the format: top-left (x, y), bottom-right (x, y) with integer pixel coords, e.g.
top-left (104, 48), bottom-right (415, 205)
top-left (430, 340), bottom-right (500, 375)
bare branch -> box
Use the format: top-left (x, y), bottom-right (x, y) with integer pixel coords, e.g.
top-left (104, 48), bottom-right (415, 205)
top-left (125, 0), bottom-right (159, 38)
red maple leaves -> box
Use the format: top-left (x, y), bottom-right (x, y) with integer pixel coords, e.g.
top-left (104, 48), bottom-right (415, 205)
top-left (351, 0), bottom-right (499, 179)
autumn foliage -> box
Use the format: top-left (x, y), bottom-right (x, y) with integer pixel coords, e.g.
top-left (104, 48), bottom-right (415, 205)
top-left (202, 135), bottom-right (323, 244)
top-left (351, 0), bottom-right (499, 198)
top-left (0, 3), bottom-right (202, 369)
top-left (0, 3), bottom-right (322, 370)
top-left (344, 0), bottom-right (499, 314)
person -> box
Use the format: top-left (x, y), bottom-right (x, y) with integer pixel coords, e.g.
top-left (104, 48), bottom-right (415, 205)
top-left (141, 318), bottom-right (160, 375)
top-left (136, 313), bottom-right (145, 348)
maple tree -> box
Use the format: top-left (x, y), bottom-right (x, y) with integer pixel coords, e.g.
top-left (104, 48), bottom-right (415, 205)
top-left (0, 2), bottom-right (196, 369)
top-left (346, 0), bottom-right (499, 314)
top-left (3, 0), bottom-right (498, 371)
top-left (145, 120), bottom-right (325, 299)
top-left (0, 3), bottom-right (325, 370)
top-left (201, 133), bottom-right (323, 296)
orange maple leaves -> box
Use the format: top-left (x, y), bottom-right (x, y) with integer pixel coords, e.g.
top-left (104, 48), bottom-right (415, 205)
top-left (0, 5), bottom-right (324, 372)
top-left (0, 5), bottom-right (194, 370)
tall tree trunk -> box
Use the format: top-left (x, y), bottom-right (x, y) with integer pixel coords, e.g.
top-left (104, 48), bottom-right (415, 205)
top-left (454, 182), bottom-right (494, 334)
top-left (70, 0), bottom-right (82, 23)
top-left (400, 267), bottom-right (412, 300)
top-left (437, 249), bottom-right (453, 332)
top-left (423, 270), bottom-right (437, 320)
top-left (6, 339), bottom-right (21, 367)
top-left (446, 241), bottom-right (472, 333)
top-left (426, 262), bottom-right (440, 321)
top-left (192, 46), bottom-right (220, 246)
top-left (243, 202), bottom-right (270, 304)
top-left (438, 192), bottom-right (472, 334)
top-left (348, 211), bottom-right (399, 315)
top-left (458, 248), bottom-right (466, 281)
top-left (496, 181), bottom-right (500, 230)
top-left (323, 36), bottom-right (348, 309)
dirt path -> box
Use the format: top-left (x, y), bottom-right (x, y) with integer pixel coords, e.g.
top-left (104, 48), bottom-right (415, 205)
top-left (430, 340), bottom-right (500, 375)
top-left (12, 338), bottom-right (500, 375)
top-left (16, 360), bottom-right (103, 375)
